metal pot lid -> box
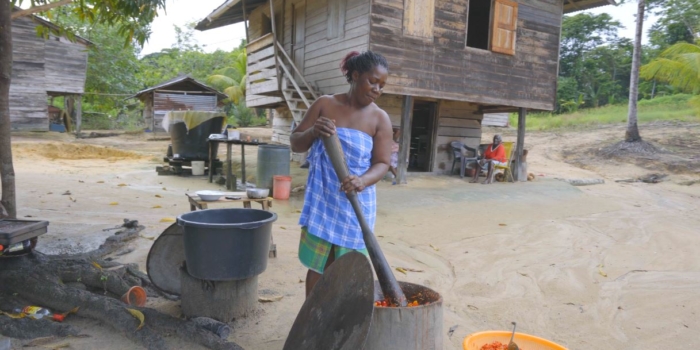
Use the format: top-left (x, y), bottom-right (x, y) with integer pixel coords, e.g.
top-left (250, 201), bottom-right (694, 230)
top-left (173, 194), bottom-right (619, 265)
top-left (283, 251), bottom-right (375, 350)
top-left (146, 223), bottom-right (184, 296)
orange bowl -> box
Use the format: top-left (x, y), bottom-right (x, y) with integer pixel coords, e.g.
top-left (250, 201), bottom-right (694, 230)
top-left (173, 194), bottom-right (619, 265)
top-left (463, 331), bottom-right (567, 350)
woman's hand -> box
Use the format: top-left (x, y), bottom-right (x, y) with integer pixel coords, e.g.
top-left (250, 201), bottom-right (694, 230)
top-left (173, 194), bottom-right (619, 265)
top-left (311, 117), bottom-right (336, 138)
top-left (340, 175), bottom-right (366, 193)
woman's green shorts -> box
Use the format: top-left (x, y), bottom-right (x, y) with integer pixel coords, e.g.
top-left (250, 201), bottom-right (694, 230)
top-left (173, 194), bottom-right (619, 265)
top-left (298, 227), bottom-right (369, 274)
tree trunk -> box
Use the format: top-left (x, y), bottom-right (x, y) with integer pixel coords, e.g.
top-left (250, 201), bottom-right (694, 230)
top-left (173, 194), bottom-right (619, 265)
top-left (626, 0), bottom-right (644, 142)
top-left (0, 1), bottom-right (16, 219)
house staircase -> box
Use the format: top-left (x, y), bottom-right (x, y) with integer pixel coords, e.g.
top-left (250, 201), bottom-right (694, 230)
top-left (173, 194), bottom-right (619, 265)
top-left (246, 33), bottom-right (320, 147)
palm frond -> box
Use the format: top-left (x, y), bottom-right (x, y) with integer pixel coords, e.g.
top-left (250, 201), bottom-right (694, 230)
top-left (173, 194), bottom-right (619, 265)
top-left (224, 86), bottom-right (244, 104)
top-left (659, 42), bottom-right (700, 58)
top-left (641, 58), bottom-right (700, 93)
top-left (206, 74), bottom-right (237, 91)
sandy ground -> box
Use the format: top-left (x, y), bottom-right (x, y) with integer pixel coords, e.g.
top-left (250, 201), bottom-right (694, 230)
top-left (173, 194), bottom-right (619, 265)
top-left (4, 123), bottom-right (700, 350)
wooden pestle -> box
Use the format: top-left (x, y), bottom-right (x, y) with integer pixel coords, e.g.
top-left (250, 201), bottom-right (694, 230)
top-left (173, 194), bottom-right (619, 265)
top-left (322, 133), bottom-right (408, 307)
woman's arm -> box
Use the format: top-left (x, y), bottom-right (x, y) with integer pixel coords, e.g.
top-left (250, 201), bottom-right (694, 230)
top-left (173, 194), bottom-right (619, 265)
top-left (289, 97), bottom-right (335, 153)
top-left (341, 110), bottom-right (392, 192)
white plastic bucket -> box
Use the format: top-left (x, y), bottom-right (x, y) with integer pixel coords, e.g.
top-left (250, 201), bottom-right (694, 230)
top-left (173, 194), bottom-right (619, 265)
top-left (191, 161), bottom-right (205, 176)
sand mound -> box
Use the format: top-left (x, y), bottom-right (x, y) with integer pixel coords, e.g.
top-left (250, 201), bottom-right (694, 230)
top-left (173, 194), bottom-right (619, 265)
top-left (14, 142), bottom-right (144, 160)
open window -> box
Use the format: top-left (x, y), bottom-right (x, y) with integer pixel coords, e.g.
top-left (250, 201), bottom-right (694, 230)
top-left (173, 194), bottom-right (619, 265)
top-left (466, 0), bottom-right (518, 55)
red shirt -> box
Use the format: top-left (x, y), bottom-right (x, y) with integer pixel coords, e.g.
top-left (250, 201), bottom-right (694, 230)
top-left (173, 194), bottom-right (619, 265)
top-left (484, 144), bottom-right (506, 163)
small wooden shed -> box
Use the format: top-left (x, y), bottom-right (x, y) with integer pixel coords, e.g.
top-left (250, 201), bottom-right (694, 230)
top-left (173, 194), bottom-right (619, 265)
top-left (131, 76), bottom-right (228, 133)
top-left (9, 9), bottom-right (91, 131)
top-left (197, 0), bottom-right (615, 181)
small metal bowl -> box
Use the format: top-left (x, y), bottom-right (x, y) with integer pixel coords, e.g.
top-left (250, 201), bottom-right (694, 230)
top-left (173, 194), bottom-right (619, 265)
top-left (246, 188), bottom-right (269, 199)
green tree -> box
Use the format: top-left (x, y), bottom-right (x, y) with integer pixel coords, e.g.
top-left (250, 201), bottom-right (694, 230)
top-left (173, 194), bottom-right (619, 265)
top-left (206, 51), bottom-right (247, 104)
top-left (641, 42), bottom-right (700, 97)
top-left (1, 0), bottom-right (165, 218)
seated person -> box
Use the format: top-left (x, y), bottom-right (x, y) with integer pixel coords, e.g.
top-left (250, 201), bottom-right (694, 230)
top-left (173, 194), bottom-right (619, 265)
top-left (470, 134), bottom-right (506, 184)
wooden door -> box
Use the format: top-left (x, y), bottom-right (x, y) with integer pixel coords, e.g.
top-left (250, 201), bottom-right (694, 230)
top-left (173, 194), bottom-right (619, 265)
top-left (291, 1), bottom-right (306, 81)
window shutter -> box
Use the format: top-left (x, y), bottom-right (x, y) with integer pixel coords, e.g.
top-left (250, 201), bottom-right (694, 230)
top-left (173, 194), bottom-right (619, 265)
top-left (491, 0), bottom-right (518, 55)
top-left (403, 0), bottom-right (435, 39)
top-left (327, 0), bottom-right (346, 39)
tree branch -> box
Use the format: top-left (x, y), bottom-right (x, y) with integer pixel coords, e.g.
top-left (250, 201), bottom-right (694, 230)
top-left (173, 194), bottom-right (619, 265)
top-left (11, 0), bottom-right (74, 20)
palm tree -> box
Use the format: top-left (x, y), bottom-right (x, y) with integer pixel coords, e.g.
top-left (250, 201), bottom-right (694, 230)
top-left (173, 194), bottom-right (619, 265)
top-left (206, 51), bottom-right (247, 104)
top-left (626, 0), bottom-right (646, 142)
top-left (641, 42), bottom-right (700, 94)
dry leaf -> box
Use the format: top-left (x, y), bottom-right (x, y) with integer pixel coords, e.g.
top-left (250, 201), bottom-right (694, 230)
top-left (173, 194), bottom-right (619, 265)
top-left (60, 307), bottom-right (80, 318)
top-left (499, 223), bottom-right (507, 226)
top-left (280, 226), bottom-right (286, 230)
top-left (24, 336), bottom-right (59, 347)
top-left (151, 205), bottom-right (162, 209)
top-left (404, 267), bottom-right (424, 272)
top-left (1, 310), bottom-right (25, 319)
top-left (598, 265), bottom-right (608, 278)
top-left (78, 180), bottom-right (84, 183)
top-left (295, 210), bottom-right (301, 213)
top-left (429, 244), bottom-right (439, 251)
top-left (49, 343), bottom-right (70, 349)
top-left (97, 181), bottom-right (105, 184)
top-left (62, 191), bottom-right (71, 195)
top-left (160, 217), bottom-right (176, 223)
top-left (117, 183), bottom-right (127, 187)
top-left (126, 309), bottom-right (145, 330)
top-left (162, 187), bottom-right (167, 191)
top-left (155, 194), bottom-right (162, 198)
top-left (109, 202), bottom-right (119, 206)
top-left (395, 267), bottom-right (407, 275)
top-left (298, 279), bottom-right (304, 283)
top-left (140, 235), bottom-right (155, 241)
top-left (91, 261), bottom-right (103, 271)
top-left (258, 295), bottom-right (283, 303)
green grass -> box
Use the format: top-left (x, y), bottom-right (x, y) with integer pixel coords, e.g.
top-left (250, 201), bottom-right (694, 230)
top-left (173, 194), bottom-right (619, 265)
top-left (510, 94), bottom-right (700, 131)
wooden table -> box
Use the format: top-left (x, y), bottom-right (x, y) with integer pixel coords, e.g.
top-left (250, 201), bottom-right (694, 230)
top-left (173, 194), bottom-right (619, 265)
top-left (208, 139), bottom-right (267, 190)
top-left (185, 192), bottom-right (276, 257)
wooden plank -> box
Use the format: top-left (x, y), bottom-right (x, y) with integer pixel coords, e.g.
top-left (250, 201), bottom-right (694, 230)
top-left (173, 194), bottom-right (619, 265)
top-left (438, 117), bottom-right (480, 128)
top-left (515, 107), bottom-right (526, 181)
top-left (248, 46), bottom-right (276, 64)
top-left (397, 95), bottom-right (413, 184)
top-left (437, 127), bottom-right (481, 138)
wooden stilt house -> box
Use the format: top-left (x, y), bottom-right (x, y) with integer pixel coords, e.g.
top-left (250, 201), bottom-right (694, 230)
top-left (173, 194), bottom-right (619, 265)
top-left (196, 0), bottom-right (614, 181)
top-left (10, 9), bottom-right (92, 132)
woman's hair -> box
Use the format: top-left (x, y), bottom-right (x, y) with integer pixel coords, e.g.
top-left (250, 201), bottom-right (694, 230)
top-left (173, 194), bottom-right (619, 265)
top-left (340, 50), bottom-right (388, 83)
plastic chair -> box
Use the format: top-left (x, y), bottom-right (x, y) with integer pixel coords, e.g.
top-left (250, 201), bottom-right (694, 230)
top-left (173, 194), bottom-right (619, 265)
top-left (495, 141), bottom-right (515, 182)
top-left (450, 141), bottom-right (479, 178)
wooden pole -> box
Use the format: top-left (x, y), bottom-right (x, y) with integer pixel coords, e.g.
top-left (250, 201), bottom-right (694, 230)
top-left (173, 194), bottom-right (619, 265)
top-left (397, 95), bottom-right (413, 185)
top-left (242, 0), bottom-right (249, 43)
top-left (515, 107), bottom-right (526, 181)
top-left (75, 95), bottom-right (82, 135)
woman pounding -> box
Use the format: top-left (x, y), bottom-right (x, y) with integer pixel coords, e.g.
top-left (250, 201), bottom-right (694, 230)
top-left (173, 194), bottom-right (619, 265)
top-left (290, 51), bottom-right (393, 297)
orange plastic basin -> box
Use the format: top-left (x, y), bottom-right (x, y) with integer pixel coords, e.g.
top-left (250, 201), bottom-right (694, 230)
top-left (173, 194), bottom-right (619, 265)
top-left (463, 331), bottom-right (567, 350)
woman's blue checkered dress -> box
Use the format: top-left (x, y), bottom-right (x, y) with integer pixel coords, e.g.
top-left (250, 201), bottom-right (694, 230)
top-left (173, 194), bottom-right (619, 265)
top-left (298, 128), bottom-right (376, 250)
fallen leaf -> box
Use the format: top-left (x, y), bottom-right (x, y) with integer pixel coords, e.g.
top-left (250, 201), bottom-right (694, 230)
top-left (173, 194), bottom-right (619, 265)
top-left (298, 279), bottom-right (304, 283)
top-left (598, 264), bottom-right (608, 277)
top-left (97, 181), bottom-right (105, 184)
top-left (24, 336), bottom-right (59, 347)
top-left (155, 194), bottom-right (162, 198)
top-left (295, 210), bottom-right (301, 213)
top-left (280, 226), bottom-right (286, 230)
top-left (162, 187), bottom-right (167, 191)
top-left (49, 342), bottom-right (70, 349)
top-left (467, 305), bottom-right (479, 311)
top-left (140, 235), bottom-right (155, 241)
top-left (429, 244), bottom-right (439, 251)
top-left (499, 223), bottom-right (507, 226)
top-left (62, 191), bottom-right (71, 195)
top-left (258, 295), bottom-right (283, 303)
top-left (404, 267), bottom-right (424, 272)
top-left (1, 310), bottom-right (25, 319)
top-left (24, 215), bottom-right (34, 218)
top-left (61, 307), bottom-right (80, 318)
top-left (518, 272), bottom-right (529, 277)
top-left (47, 192), bottom-right (53, 195)
top-left (448, 325), bottom-right (459, 338)
top-left (78, 180), bottom-right (84, 183)
top-left (377, 235), bottom-right (385, 238)
top-left (117, 183), bottom-right (127, 187)
top-left (151, 205), bottom-right (162, 209)
top-left (69, 197), bottom-right (76, 202)
top-left (109, 202), bottom-right (119, 206)
top-left (91, 261), bottom-right (103, 271)
top-left (160, 217), bottom-right (176, 223)
top-left (395, 267), bottom-right (407, 275)
top-left (126, 309), bottom-right (145, 330)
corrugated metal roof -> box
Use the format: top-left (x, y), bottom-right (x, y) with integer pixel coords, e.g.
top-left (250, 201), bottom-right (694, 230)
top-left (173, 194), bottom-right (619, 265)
top-left (196, 0), bottom-right (268, 31)
top-left (154, 93), bottom-right (218, 112)
top-left (131, 75), bottom-right (227, 101)
top-left (564, 0), bottom-right (617, 14)
top-left (197, 0), bottom-right (617, 31)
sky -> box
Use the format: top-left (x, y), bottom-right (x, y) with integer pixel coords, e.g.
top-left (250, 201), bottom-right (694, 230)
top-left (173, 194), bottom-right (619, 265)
top-left (139, 0), bottom-right (658, 56)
